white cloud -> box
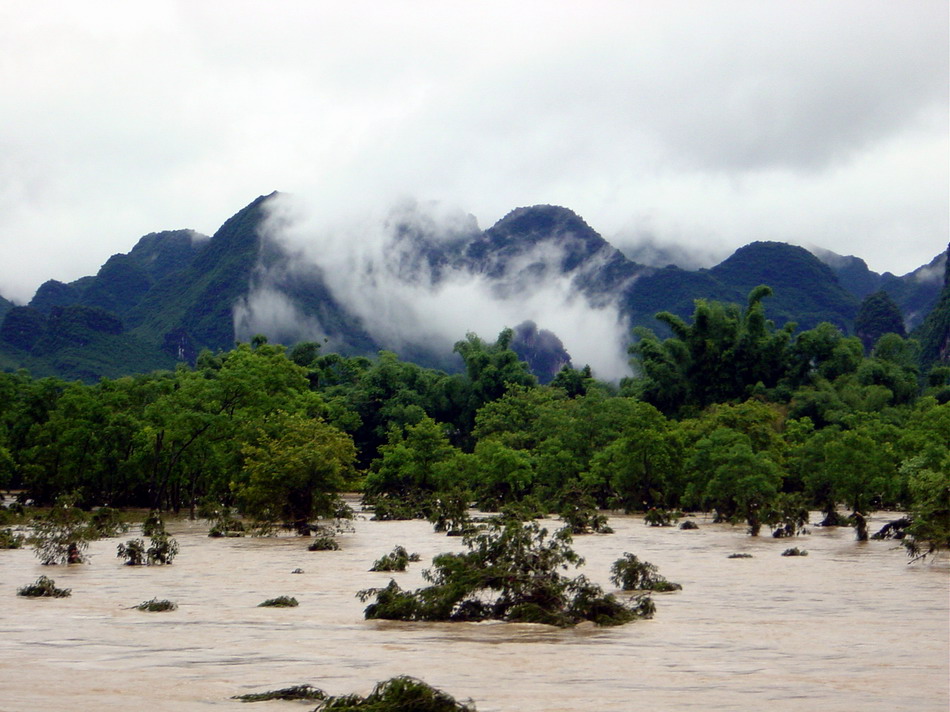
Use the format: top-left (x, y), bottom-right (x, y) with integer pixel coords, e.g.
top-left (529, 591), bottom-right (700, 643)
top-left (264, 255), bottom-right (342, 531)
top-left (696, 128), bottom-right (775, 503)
top-left (0, 0), bottom-right (946, 304)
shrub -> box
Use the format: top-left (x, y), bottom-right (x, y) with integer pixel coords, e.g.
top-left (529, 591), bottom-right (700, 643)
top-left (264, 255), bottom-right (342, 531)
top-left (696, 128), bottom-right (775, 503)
top-left (781, 547), bottom-right (808, 556)
top-left (29, 494), bottom-right (96, 565)
top-left (117, 533), bottom-right (179, 565)
top-left (370, 546), bottom-right (421, 572)
top-left (644, 508), bottom-right (681, 527)
top-left (0, 527), bottom-right (25, 549)
top-left (308, 536), bottom-right (340, 551)
top-left (679, 520), bottom-right (699, 530)
top-left (727, 553), bottom-right (753, 558)
top-left (117, 538), bottom-right (147, 565)
top-left (609, 553), bottom-right (682, 592)
top-left (135, 598), bottom-right (177, 612)
top-left (88, 507), bottom-right (129, 537)
top-left (17, 575), bottom-right (71, 598)
top-left (258, 596), bottom-right (298, 607)
top-left (358, 520), bottom-right (650, 627)
top-left (233, 676), bottom-right (474, 710)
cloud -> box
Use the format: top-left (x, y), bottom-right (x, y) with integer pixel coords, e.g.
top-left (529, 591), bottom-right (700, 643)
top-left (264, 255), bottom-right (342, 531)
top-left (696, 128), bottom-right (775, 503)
top-left (251, 194), bottom-right (633, 380)
top-left (0, 1), bottom-right (946, 303)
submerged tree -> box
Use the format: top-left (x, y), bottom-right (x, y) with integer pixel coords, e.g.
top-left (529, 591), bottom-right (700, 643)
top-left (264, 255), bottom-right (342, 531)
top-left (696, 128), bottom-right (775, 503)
top-left (358, 519), bottom-right (652, 627)
top-left (235, 412), bottom-right (357, 535)
top-left (29, 494), bottom-right (97, 565)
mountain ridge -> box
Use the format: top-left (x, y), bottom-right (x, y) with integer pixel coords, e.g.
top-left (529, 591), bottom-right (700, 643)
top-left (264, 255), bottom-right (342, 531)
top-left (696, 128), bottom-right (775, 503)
top-left (1, 193), bottom-right (945, 381)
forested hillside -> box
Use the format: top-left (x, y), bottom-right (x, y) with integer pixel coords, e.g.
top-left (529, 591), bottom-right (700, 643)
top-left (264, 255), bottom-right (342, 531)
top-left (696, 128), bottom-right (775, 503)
top-left (1, 287), bottom-right (947, 558)
top-left (0, 194), bottom-right (945, 383)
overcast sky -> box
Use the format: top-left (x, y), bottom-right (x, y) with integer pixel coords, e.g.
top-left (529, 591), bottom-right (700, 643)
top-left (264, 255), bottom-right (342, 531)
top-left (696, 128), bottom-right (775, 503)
top-left (1, 1), bottom-right (947, 304)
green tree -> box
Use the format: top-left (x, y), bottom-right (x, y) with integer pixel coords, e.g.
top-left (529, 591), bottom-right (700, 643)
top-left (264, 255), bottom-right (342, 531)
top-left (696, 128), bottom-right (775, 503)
top-left (854, 291), bottom-right (906, 352)
top-left (628, 286), bottom-right (795, 414)
top-left (235, 412), bottom-right (357, 535)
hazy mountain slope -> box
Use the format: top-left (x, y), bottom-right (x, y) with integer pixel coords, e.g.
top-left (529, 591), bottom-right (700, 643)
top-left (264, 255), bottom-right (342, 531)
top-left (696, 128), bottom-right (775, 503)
top-left (912, 244), bottom-right (950, 367)
top-left (812, 246), bottom-right (945, 330)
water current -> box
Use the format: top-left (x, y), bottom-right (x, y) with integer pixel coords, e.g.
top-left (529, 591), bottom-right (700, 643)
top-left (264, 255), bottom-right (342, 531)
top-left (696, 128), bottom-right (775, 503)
top-left (1, 507), bottom-right (947, 711)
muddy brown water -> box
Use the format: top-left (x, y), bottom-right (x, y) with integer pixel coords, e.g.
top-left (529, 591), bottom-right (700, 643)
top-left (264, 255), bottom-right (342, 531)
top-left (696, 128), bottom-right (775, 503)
top-left (1, 508), bottom-right (947, 712)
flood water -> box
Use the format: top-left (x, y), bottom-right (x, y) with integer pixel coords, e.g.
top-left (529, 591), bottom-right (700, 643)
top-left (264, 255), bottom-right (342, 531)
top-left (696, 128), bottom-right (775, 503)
top-left (1, 507), bottom-right (947, 712)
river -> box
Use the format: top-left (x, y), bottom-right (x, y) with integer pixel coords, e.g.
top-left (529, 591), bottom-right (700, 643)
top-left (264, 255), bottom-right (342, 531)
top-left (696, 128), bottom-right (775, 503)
top-left (1, 508), bottom-right (947, 711)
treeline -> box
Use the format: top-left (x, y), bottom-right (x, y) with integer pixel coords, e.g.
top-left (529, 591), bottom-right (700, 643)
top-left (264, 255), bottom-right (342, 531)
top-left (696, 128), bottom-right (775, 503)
top-left (0, 287), bottom-right (947, 550)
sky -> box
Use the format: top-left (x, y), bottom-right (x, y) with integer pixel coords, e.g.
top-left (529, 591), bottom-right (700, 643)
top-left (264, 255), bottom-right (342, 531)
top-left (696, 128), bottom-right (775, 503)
top-left (1, 0), bottom-right (947, 306)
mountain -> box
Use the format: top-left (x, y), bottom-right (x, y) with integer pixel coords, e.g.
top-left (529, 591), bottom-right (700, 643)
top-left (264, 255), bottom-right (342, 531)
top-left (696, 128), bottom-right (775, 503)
top-left (2, 194), bottom-right (945, 382)
top-left (812, 247), bottom-right (945, 330)
top-left (912, 244), bottom-right (950, 369)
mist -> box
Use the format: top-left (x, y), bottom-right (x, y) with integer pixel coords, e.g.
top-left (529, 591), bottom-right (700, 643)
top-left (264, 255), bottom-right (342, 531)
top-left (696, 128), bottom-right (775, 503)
top-left (234, 193), bottom-right (634, 381)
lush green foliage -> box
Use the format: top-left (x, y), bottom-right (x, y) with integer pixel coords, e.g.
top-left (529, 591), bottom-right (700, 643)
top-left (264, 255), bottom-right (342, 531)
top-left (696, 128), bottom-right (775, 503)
top-left (1, 286), bottom-right (946, 560)
top-left (609, 554), bottom-right (682, 592)
top-left (17, 575), bottom-right (71, 597)
top-left (358, 520), bottom-right (652, 627)
top-left (258, 596), bottom-right (299, 608)
top-left (234, 676), bottom-right (475, 711)
top-left (134, 598), bottom-right (177, 612)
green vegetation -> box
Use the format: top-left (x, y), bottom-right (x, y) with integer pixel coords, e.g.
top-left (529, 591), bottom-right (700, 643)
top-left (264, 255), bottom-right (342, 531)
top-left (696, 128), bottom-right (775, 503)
top-left (258, 596), bottom-right (299, 608)
top-left (0, 527), bottom-right (24, 548)
top-left (234, 676), bottom-right (475, 711)
top-left (370, 545), bottom-right (421, 572)
top-left (358, 520), bottom-right (652, 627)
top-left (134, 598), bottom-right (177, 612)
top-left (17, 575), bottom-right (71, 598)
top-left (0, 281), bottom-right (945, 564)
top-left (609, 554), bottom-right (682, 592)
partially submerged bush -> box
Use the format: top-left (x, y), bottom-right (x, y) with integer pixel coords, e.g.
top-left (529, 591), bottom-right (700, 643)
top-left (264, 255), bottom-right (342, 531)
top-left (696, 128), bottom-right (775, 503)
top-left (764, 494), bottom-right (810, 538)
top-left (428, 493), bottom-right (475, 535)
top-left (679, 520), bottom-right (699, 530)
top-left (88, 507), bottom-right (129, 537)
top-left (370, 545), bottom-right (421, 572)
top-left (208, 509), bottom-right (246, 538)
top-left (781, 547), bottom-right (808, 557)
top-left (644, 508), bottom-right (681, 527)
top-left (29, 494), bottom-right (95, 565)
top-left (358, 520), bottom-right (651, 627)
top-left (308, 535), bottom-right (340, 551)
top-left (234, 676), bottom-right (474, 710)
top-left (365, 492), bottom-right (435, 521)
top-left (116, 538), bottom-right (147, 565)
top-left (258, 596), bottom-right (298, 607)
top-left (233, 685), bottom-right (327, 702)
top-left (728, 553), bottom-right (753, 558)
top-left (116, 532), bottom-right (179, 565)
top-left (559, 502), bottom-right (613, 535)
top-left (0, 527), bottom-right (25, 549)
top-left (610, 553), bottom-right (682, 592)
top-left (17, 575), bottom-right (71, 598)
top-left (135, 598), bottom-right (177, 612)
top-left (141, 511), bottom-right (165, 538)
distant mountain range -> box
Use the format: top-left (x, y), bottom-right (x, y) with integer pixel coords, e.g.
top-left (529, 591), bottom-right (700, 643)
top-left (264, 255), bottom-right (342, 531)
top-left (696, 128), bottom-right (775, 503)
top-left (1, 192), bottom-right (946, 382)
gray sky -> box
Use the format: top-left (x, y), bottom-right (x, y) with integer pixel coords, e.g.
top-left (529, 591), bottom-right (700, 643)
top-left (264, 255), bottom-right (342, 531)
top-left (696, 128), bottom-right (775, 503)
top-left (1, 0), bottom-right (947, 304)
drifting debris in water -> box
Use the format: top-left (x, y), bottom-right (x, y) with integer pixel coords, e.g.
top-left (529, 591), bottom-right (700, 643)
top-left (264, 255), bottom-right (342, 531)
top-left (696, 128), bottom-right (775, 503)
top-left (728, 553), bottom-right (753, 558)
top-left (17, 575), bottom-right (71, 598)
top-left (258, 596), bottom-right (299, 607)
top-left (781, 547), bottom-right (809, 557)
top-left (234, 676), bottom-right (476, 710)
